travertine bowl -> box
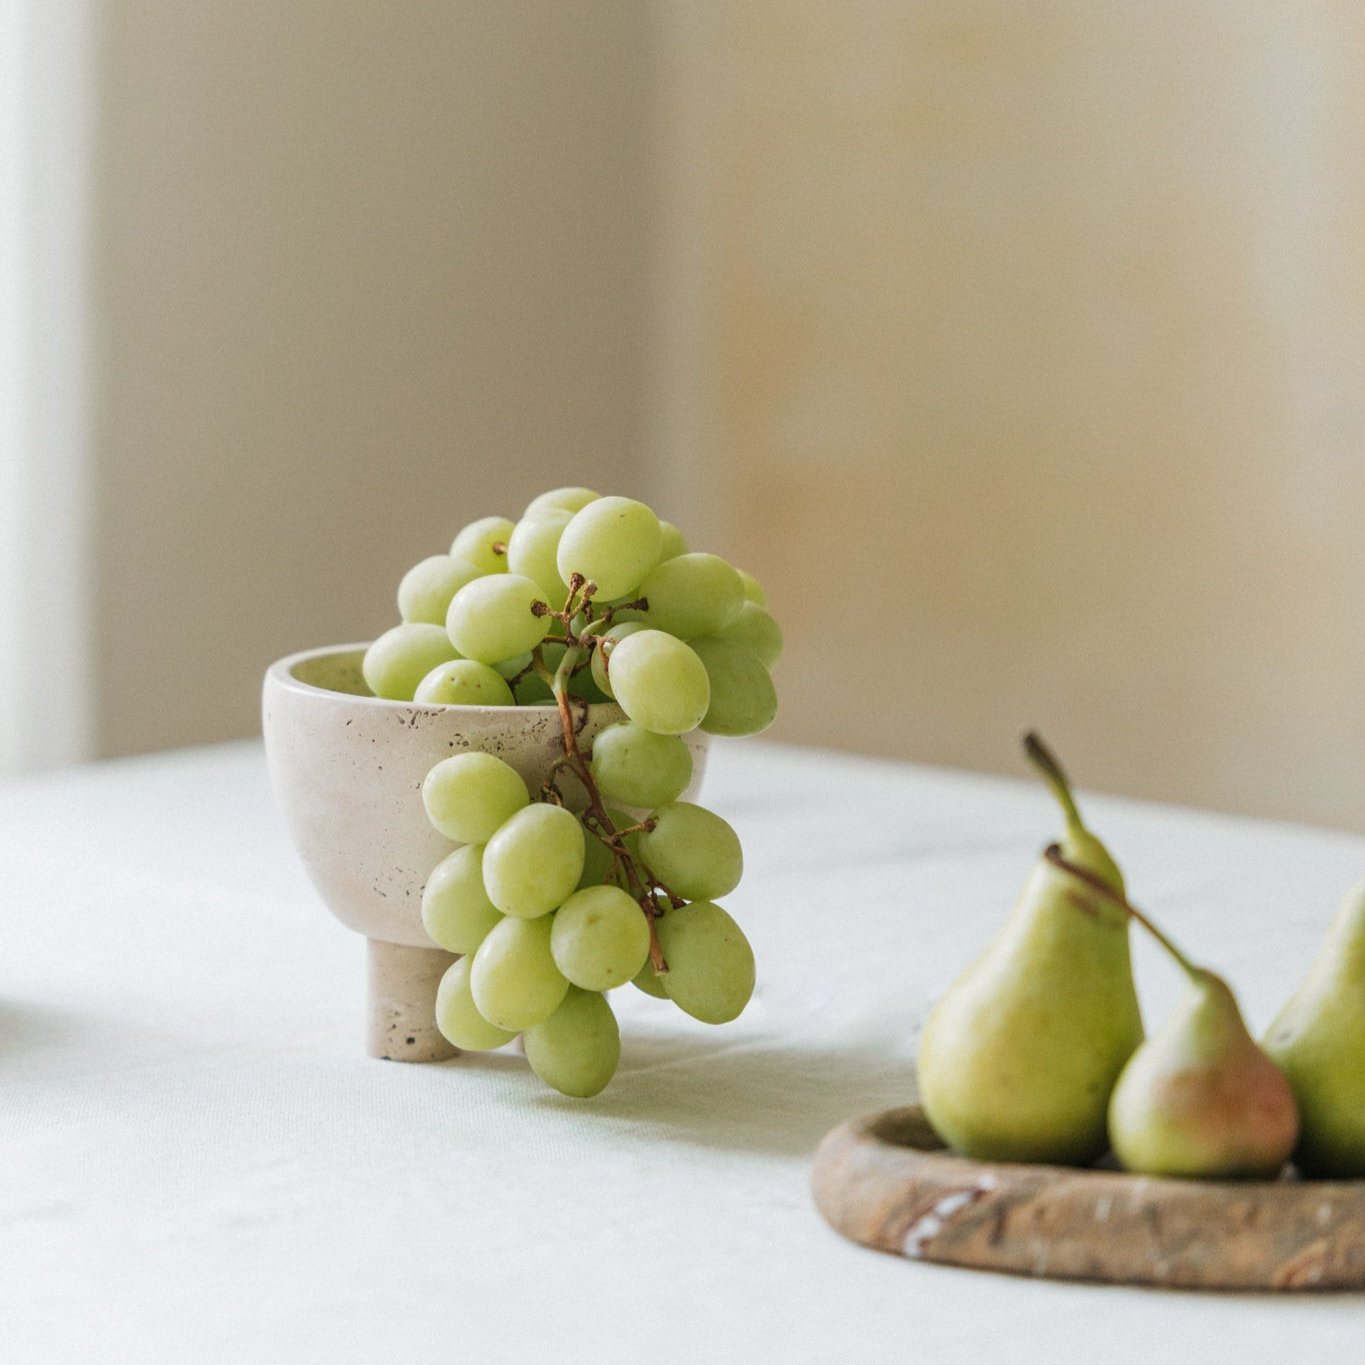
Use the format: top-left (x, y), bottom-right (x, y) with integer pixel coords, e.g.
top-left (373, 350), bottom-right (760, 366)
top-left (262, 643), bottom-right (709, 1061)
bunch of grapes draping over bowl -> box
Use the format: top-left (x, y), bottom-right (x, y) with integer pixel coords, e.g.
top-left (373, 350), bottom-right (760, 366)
top-left (361, 488), bottom-right (782, 1096)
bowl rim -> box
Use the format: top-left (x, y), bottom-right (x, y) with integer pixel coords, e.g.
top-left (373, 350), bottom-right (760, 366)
top-left (262, 640), bottom-right (618, 716)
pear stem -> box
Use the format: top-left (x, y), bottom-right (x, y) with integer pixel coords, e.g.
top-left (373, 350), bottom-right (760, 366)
top-left (1043, 844), bottom-right (1201, 980)
top-left (1022, 731), bottom-right (1085, 833)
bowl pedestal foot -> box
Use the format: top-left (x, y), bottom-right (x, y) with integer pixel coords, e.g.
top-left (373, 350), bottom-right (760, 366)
top-left (367, 939), bottom-right (458, 1062)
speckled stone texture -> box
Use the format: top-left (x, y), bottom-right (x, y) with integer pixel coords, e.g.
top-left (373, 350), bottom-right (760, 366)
top-left (262, 644), bottom-right (710, 1060)
top-left (367, 940), bottom-right (458, 1062)
top-left (813, 1106), bottom-right (1365, 1291)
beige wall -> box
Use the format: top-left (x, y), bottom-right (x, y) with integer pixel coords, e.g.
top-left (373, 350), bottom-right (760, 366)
top-left (90, 2), bottom-right (652, 757)
top-left (74, 3), bottom-right (1362, 832)
top-left (657, 2), bottom-right (1364, 831)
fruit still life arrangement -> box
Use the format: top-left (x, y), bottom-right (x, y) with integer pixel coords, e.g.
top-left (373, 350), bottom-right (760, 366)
top-left (359, 487), bottom-right (781, 1097)
top-left (918, 734), bottom-right (1363, 1182)
top-left (266, 488), bottom-right (1362, 1286)
top-left (814, 734), bottom-right (1364, 1291)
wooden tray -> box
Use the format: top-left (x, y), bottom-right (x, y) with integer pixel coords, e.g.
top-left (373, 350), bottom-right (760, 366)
top-left (812, 1106), bottom-right (1365, 1292)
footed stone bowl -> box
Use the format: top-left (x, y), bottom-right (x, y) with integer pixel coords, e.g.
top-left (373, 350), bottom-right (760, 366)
top-left (262, 643), bottom-right (709, 1062)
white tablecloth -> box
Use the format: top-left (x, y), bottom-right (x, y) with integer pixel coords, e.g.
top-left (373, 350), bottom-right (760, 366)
top-left (3, 741), bottom-right (1363, 1363)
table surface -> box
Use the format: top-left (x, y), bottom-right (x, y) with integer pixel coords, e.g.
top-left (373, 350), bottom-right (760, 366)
top-left (3, 740), bottom-right (1363, 1364)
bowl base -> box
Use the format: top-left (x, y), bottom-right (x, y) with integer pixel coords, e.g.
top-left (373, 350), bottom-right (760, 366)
top-left (367, 939), bottom-right (458, 1063)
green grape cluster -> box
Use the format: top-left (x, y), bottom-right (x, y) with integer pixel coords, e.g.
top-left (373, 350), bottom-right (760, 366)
top-left (365, 486), bottom-right (781, 1097)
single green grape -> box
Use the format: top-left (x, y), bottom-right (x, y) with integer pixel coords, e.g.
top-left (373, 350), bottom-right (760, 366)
top-left (524, 486), bottom-right (600, 518)
top-left (576, 816), bottom-right (618, 889)
top-left (589, 723), bottom-right (692, 809)
top-left (637, 800), bottom-right (742, 900)
top-left (513, 671), bottom-right (556, 705)
top-left (595, 595), bottom-right (649, 626)
top-left (605, 806), bottom-right (644, 862)
top-left (435, 956), bottom-right (517, 1051)
top-left (579, 808), bottom-right (642, 873)
top-left (713, 600), bottom-right (783, 669)
top-left (656, 520), bottom-right (689, 561)
top-left (506, 509), bottom-right (573, 602)
top-left (588, 621), bottom-right (645, 697)
top-left (523, 987), bottom-right (621, 1098)
top-left (469, 914), bottom-right (570, 1032)
top-left (636, 552), bottom-right (744, 640)
top-left (550, 884), bottom-right (652, 991)
top-left (605, 630), bottom-right (709, 736)
top-left (398, 554), bottom-right (485, 625)
top-left (736, 569), bottom-right (768, 607)
top-left (413, 659), bottom-right (516, 707)
top-left (421, 751), bottom-right (529, 845)
top-left (493, 651), bottom-right (532, 680)
top-left (446, 573), bottom-right (552, 664)
top-left (450, 515), bottom-right (514, 575)
top-left (421, 844), bottom-right (504, 953)
top-left (656, 900), bottom-right (755, 1024)
top-left (556, 496), bottom-right (662, 599)
top-left (688, 636), bottom-right (778, 737)
top-left (481, 802), bottom-right (585, 917)
top-left (363, 624), bottom-right (459, 701)
top-left (632, 962), bottom-right (669, 999)
top-left (565, 666), bottom-right (611, 705)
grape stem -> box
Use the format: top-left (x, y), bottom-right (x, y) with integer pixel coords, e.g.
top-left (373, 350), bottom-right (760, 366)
top-left (600, 596), bottom-right (648, 630)
top-left (650, 876), bottom-right (687, 910)
top-left (539, 582), bottom-right (673, 973)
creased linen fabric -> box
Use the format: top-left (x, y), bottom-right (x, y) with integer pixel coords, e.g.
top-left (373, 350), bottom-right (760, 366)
top-left (2, 742), bottom-right (1363, 1364)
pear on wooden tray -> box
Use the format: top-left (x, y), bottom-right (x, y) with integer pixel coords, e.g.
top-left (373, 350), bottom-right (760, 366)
top-left (1109, 968), bottom-right (1299, 1180)
top-left (917, 734), bottom-right (1144, 1165)
top-left (1090, 888), bottom-right (1299, 1180)
top-left (1264, 878), bottom-right (1365, 1178)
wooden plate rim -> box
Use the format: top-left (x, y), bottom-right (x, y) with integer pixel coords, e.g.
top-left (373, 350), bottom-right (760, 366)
top-left (811, 1105), bottom-right (1365, 1293)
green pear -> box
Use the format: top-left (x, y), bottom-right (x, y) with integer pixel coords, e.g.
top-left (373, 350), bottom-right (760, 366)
top-left (1109, 965), bottom-right (1298, 1179)
top-left (917, 735), bottom-right (1143, 1164)
top-left (1263, 879), bottom-right (1365, 1178)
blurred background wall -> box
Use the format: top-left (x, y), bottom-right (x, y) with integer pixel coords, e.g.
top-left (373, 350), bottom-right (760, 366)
top-left (88, 1), bottom-right (654, 758)
top-left (4, 2), bottom-right (1362, 831)
top-left (655, 2), bottom-right (1364, 831)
